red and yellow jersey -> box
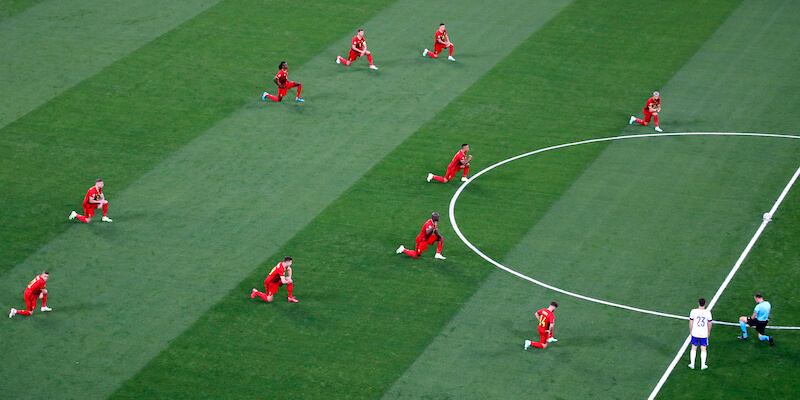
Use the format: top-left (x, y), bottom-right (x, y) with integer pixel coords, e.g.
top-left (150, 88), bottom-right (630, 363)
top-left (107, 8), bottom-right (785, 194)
top-left (265, 262), bottom-right (286, 285)
top-left (352, 35), bottom-right (366, 51)
top-left (83, 186), bottom-right (102, 206)
top-left (436, 29), bottom-right (448, 44)
top-left (536, 308), bottom-right (555, 330)
top-left (275, 69), bottom-right (288, 85)
top-left (448, 150), bottom-right (467, 170)
top-left (25, 275), bottom-right (46, 294)
top-left (646, 96), bottom-right (661, 111)
top-left (416, 219), bottom-right (436, 242)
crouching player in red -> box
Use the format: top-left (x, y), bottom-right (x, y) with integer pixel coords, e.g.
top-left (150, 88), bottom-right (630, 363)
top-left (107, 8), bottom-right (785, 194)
top-left (251, 257), bottom-right (299, 303)
top-left (423, 23), bottom-right (455, 61)
top-left (428, 143), bottom-right (471, 183)
top-left (69, 179), bottom-right (112, 223)
top-left (262, 62), bottom-right (304, 102)
top-left (524, 301), bottom-right (558, 350)
top-left (629, 91), bottom-right (663, 132)
top-left (10, 271), bottom-right (52, 318)
top-left (396, 212), bottom-right (446, 260)
top-left (336, 29), bottom-right (378, 70)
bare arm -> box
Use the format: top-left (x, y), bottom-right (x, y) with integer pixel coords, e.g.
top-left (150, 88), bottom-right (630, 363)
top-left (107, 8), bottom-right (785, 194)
top-left (274, 76), bottom-right (285, 89)
top-left (280, 267), bottom-right (293, 284)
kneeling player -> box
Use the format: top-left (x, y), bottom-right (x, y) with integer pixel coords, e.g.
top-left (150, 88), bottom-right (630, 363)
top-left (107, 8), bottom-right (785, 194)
top-left (423, 23), bottom-right (455, 61)
top-left (524, 301), bottom-right (558, 350)
top-left (251, 257), bottom-right (299, 303)
top-left (69, 179), bottom-right (112, 223)
top-left (336, 29), bottom-right (378, 70)
top-left (428, 143), bottom-right (471, 183)
top-left (629, 91), bottom-right (663, 132)
top-left (396, 212), bottom-right (446, 260)
top-left (10, 271), bottom-right (52, 318)
top-left (262, 62), bottom-right (304, 102)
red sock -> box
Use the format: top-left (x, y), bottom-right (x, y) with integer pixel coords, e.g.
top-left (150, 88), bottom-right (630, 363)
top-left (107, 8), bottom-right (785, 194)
top-left (436, 241), bottom-right (443, 254)
top-left (428, 50), bottom-right (438, 58)
top-left (636, 118), bottom-right (645, 126)
top-left (16, 310), bottom-right (32, 316)
top-left (532, 342), bottom-right (544, 349)
top-left (654, 115), bottom-right (659, 127)
top-left (41, 293), bottom-right (47, 307)
top-left (463, 165), bottom-right (470, 176)
top-left (433, 175), bottom-right (446, 183)
top-left (403, 249), bottom-right (420, 258)
top-left (367, 54), bottom-right (374, 65)
top-left (265, 93), bottom-right (280, 102)
top-left (102, 203), bottom-right (108, 217)
top-left (295, 83), bottom-right (302, 98)
top-left (287, 283), bottom-right (294, 298)
top-left (449, 45), bottom-right (454, 56)
top-left (257, 292), bottom-right (271, 302)
top-left (77, 215), bottom-right (88, 223)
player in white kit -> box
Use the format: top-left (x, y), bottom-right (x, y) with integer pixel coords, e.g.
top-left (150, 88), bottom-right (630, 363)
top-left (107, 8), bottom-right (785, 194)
top-left (688, 298), bottom-right (713, 370)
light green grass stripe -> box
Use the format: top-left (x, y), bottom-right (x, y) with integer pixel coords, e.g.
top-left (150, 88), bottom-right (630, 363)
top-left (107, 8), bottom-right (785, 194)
top-left (0, 1), bottom-right (572, 398)
top-left (384, 0), bottom-right (800, 398)
top-left (0, 0), bottom-right (221, 129)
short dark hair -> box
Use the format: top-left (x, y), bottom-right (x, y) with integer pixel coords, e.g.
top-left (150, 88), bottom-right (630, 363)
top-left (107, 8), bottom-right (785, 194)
top-left (431, 212), bottom-right (440, 220)
top-left (283, 257), bottom-right (293, 262)
top-left (96, 179), bottom-right (103, 183)
top-left (440, 23), bottom-right (445, 26)
top-left (279, 61), bottom-right (287, 69)
top-left (357, 29), bottom-right (364, 33)
top-left (42, 271), bottom-right (49, 275)
top-left (550, 301), bottom-right (558, 308)
top-left (755, 293), bottom-right (763, 299)
top-left (698, 298), bottom-right (706, 306)
top-left (461, 143), bottom-right (469, 148)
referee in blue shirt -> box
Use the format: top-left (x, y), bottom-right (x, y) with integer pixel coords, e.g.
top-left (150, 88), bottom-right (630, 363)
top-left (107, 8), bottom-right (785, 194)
top-left (738, 293), bottom-right (774, 345)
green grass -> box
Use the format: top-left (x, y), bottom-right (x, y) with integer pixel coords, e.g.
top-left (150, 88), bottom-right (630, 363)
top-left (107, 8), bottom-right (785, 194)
top-left (3, 0), bottom-right (800, 399)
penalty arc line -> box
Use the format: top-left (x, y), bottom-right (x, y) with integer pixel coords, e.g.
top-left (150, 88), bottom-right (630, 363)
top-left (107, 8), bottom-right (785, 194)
top-left (647, 156), bottom-right (800, 400)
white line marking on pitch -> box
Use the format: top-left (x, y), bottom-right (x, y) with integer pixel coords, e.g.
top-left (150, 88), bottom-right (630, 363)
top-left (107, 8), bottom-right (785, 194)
top-left (447, 132), bottom-right (800, 399)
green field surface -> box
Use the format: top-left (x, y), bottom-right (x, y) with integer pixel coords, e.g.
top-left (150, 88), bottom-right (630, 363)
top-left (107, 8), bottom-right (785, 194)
top-left (2, 0), bottom-right (799, 399)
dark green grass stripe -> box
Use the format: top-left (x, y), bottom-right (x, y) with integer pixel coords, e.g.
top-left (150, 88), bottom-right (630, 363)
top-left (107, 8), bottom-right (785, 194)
top-left (0, 0), bottom-right (45, 21)
top-left (109, 1), bottom-right (741, 399)
top-left (0, 0), bottom-right (394, 276)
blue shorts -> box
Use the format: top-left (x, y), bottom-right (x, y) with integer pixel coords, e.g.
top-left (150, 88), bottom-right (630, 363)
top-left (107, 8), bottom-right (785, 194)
top-left (690, 336), bottom-right (708, 347)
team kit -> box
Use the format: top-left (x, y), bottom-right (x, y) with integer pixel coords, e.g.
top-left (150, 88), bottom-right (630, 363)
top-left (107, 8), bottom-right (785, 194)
top-left (11, 24), bottom-right (771, 365)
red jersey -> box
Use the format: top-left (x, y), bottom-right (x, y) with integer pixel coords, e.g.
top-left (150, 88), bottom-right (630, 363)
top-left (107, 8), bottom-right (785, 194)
top-left (646, 97), bottom-right (661, 111)
top-left (448, 150), bottom-right (468, 170)
top-left (25, 275), bottom-right (47, 294)
top-left (536, 308), bottom-right (555, 330)
top-left (436, 29), bottom-right (448, 44)
top-left (416, 219), bottom-right (436, 241)
top-left (83, 186), bottom-right (102, 207)
top-left (352, 35), bottom-right (366, 51)
top-left (275, 69), bottom-right (288, 85)
top-left (265, 262), bottom-right (287, 285)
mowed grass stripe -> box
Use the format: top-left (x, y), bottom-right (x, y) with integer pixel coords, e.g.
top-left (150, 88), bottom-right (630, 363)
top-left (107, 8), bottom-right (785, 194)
top-left (110, 1), bottom-right (738, 399)
top-left (0, 0), bottom-right (46, 21)
top-left (0, 0), bottom-right (222, 129)
top-left (4, 1), bottom-right (576, 399)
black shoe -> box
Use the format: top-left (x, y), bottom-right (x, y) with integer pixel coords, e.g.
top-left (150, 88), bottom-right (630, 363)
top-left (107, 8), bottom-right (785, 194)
top-left (737, 336), bottom-right (748, 340)
top-left (769, 337), bottom-right (774, 346)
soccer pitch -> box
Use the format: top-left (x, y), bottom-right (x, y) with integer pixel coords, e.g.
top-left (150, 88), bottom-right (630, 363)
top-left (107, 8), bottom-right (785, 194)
top-left (1, 0), bottom-right (799, 399)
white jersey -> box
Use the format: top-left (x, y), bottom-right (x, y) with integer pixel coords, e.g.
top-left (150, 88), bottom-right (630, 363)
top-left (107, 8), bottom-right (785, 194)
top-left (689, 308), bottom-right (713, 338)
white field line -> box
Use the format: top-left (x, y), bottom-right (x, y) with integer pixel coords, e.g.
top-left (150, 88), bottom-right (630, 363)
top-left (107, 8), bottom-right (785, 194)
top-left (647, 159), bottom-right (800, 400)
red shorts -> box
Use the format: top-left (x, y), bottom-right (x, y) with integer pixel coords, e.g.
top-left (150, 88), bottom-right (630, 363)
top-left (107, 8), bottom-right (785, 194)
top-left (83, 203), bottom-right (99, 218)
top-left (24, 291), bottom-right (40, 312)
top-left (642, 107), bottom-right (654, 124)
top-left (434, 42), bottom-right (452, 55)
top-left (415, 235), bottom-right (439, 254)
top-left (348, 50), bottom-right (364, 62)
top-left (538, 327), bottom-right (548, 344)
top-left (444, 163), bottom-right (468, 181)
top-left (278, 81), bottom-right (298, 98)
top-left (265, 280), bottom-right (284, 296)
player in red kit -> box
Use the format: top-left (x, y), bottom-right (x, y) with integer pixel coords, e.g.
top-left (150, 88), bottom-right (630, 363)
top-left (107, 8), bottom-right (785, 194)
top-left (336, 29), bottom-right (379, 70)
top-left (428, 143), bottom-right (471, 183)
top-left (423, 23), bottom-right (455, 61)
top-left (262, 62), bottom-right (304, 102)
top-left (9, 271), bottom-right (52, 318)
top-left (251, 257), bottom-right (299, 303)
top-left (524, 301), bottom-right (558, 350)
top-left (69, 179), bottom-right (112, 223)
top-left (396, 212), bottom-right (446, 260)
top-left (630, 91), bottom-right (663, 132)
